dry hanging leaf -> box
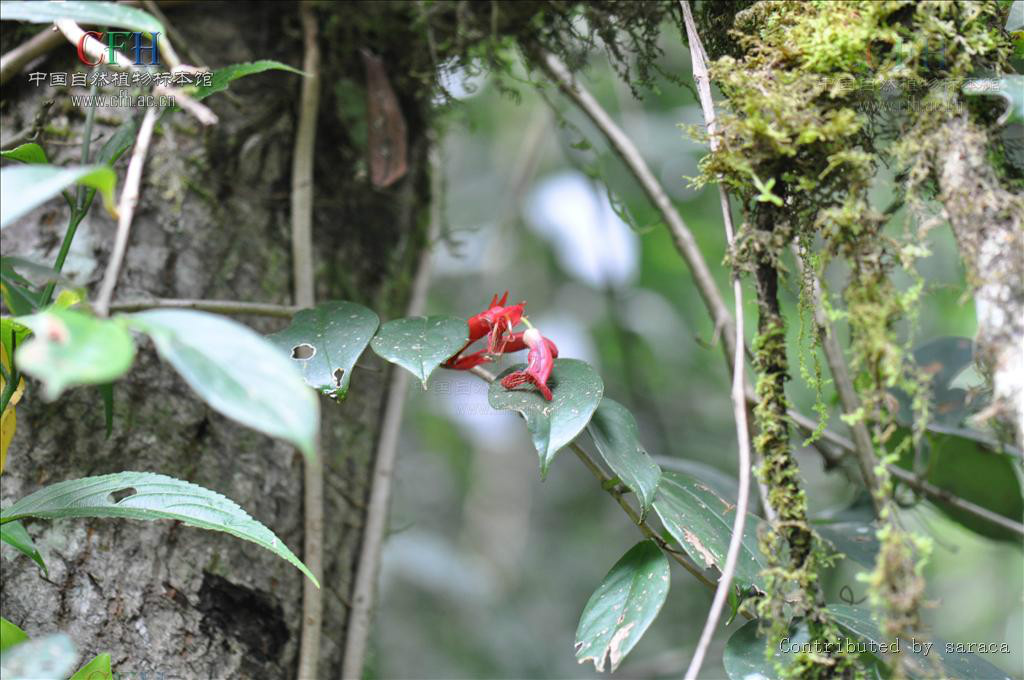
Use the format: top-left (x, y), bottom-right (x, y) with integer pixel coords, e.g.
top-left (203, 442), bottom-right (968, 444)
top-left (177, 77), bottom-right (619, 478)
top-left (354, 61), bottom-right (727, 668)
top-left (361, 49), bottom-right (408, 187)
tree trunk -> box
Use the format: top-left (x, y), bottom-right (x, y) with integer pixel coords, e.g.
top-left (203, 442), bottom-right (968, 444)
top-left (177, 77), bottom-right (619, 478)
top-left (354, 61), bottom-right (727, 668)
top-left (1, 3), bottom-right (430, 677)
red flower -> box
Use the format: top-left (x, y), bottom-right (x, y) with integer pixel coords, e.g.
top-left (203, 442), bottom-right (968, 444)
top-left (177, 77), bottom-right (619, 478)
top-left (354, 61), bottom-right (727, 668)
top-left (446, 291), bottom-right (526, 369)
top-left (500, 327), bottom-right (555, 400)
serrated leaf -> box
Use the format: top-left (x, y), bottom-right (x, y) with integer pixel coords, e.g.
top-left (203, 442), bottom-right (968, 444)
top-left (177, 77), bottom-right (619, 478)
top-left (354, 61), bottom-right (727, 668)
top-left (0, 143), bottom-right (46, 165)
top-left (124, 309), bottom-right (319, 460)
top-left (69, 652), bottom-right (112, 680)
top-left (0, 617), bottom-right (28, 653)
top-left (14, 308), bottom-right (135, 400)
top-left (0, 632), bottom-right (77, 680)
top-left (587, 398), bottom-right (661, 515)
top-left (0, 165), bottom-right (117, 229)
top-left (267, 301), bottom-right (379, 398)
top-left (0, 1), bottom-right (162, 33)
top-left (0, 521), bottom-right (46, 574)
top-left (652, 470), bottom-right (767, 591)
top-left (0, 471), bottom-right (318, 587)
top-left (193, 60), bottom-right (304, 101)
top-left (370, 315), bottom-right (467, 388)
top-left (488, 358), bottom-right (604, 476)
top-left (574, 541), bottom-right (669, 673)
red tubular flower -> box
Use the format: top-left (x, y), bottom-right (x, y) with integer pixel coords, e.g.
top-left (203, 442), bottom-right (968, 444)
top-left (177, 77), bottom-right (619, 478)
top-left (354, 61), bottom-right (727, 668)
top-left (446, 291), bottom-right (526, 369)
top-left (501, 327), bottom-right (555, 400)
top-left (503, 331), bottom-right (559, 358)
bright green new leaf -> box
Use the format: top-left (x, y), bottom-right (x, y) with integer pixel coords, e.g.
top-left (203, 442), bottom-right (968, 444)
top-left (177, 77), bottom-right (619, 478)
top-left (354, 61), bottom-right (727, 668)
top-left (370, 315), bottom-right (467, 388)
top-left (0, 617), bottom-right (28, 653)
top-left (14, 308), bottom-right (135, 400)
top-left (125, 309), bottom-right (319, 460)
top-left (0, 471), bottom-right (319, 587)
top-left (69, 652), bottom-right (112, 680)
top-left (574, 541), bottom-right (669, 672)
top-left (267, 300), bottom-right (379, 398)
top-left (0, 165), bottom-right (117, 230)
top-left (0, 1), bottom-right (162, 34)
top-left (653, 470), bottom-right (767, 592)
top-left (0, 143), bottom-right (46, 165)
top-left (587, 398), bottom-right (662, 516)
top-left (488, 358), bottom-right (604, 476)
top-left (0, 521), bottom-right (47, 574)
top-left (0, 632), bottom-right (77, 680)
top-left (193, 60), bottom-right (305, 101)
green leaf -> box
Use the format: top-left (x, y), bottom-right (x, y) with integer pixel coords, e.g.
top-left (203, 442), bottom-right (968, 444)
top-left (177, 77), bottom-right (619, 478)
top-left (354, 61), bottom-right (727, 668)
top-left (96, 118), bottom-right (139, 167)
top-left (587, 398), bottom-right (662, 516)
top-left (267, 301), bottom-right (379, 399)
top-left (0, 165), bottom-right (117, 230)
top-left (813, 521), bottom-right (878, 567)
top-left (0, 632), bottom-right (77, 680)
top-left (0, 143), bottom-right (47, 165)
top-left (369, 315), bottom-right (467, 388)
top-left (488, 358), bottom-right (604, 476)
top-left (963, 76), bottom-right (1024, 126)
top-left (652, 470), bottom-right (767, 592)
top-left (193, 60), bottom-right (305, 101)
top-left (0, 521), bottom-right (46, 574)
top-left (0, 471), bottom-right (319, 587)
top-left (574, 541), bottom-right (670, 673)
top-left (0, 1), bottom-right (162, 33)
top-left (14, 308), bottom-right (135, 400)
top-left (98, 383), bottom-right (115, 438)
top-left (69, 652), bottom-right (112, 680)
top-left (124, 309), bottom-right (319, 460)
top-left (0, 317), bottom-right (30, 367)
top-left (0, 617), bottom-right (28, 653)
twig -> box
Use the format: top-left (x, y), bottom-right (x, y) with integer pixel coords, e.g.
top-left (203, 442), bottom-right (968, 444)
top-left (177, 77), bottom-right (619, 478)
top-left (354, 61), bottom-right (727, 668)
top-left (53, 20), bottom-right (216, 126)
top-left (680, 5), bottom-right (753, 677)
top-left (0, 26), bottom-right (63, 86)
top-left (140, 0), bottom-right (184, 71)
top-left (292, 4), bottom-right (322, 679)
top-left (94, 106), bottom-right (160, 318)
top-left (109, 298), bottom-right (298, 317)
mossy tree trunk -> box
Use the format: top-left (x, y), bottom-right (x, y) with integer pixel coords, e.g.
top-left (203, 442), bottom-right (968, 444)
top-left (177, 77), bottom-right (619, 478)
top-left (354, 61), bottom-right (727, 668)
top-left (0, 3), bottom-right (430, 677)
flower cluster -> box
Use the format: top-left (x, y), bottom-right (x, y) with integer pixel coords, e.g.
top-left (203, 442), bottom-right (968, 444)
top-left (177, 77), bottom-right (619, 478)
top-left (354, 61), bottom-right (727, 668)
top-left (445, 292), bottom-right (558, 400)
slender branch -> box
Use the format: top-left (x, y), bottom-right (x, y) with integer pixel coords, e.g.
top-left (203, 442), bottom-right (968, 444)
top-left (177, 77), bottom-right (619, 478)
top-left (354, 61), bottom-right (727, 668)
top-left (94, 106), bottom-right (159, 318)
top-left (0, 26), bottom-right (63, 86)
top-left (108, 298), bottom-right (298, 317)
top-left (680, 5), bottom-right (752, 677)
top-left (140, 0), bottom-right (184, 71)
top-left (291, 4), bottom-right (322, 678)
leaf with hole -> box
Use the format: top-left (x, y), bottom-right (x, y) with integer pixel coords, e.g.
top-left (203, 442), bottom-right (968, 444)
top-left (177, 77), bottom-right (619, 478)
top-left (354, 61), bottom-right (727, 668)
top-left (370, 315), bottom-right (468, 388)
top-left (0, 165), bottom-right (117, 229)
top-left (0, 521), bottom-right (46, 574)
top-left (0, 617), bottom-right (28, 653)
top-left (69, 652), bottom-right (112, 680)
top-left (0, 471), bottom-right (318, 586)
top-left (193, 60), bottom-right (305, 101)
top-left (0, 143), bottom-right (47, 165)
top-left (14, 308), bottom-right (135, 400)
top-left (587, 398), bottom-right (661, 516)
top-left (574, 540), bottom-right (669, 673)
top-left (0, 632), bottom-right (77, 680)
top-left (488, 358), bottom-right (604, 476)
top-left (267, 300), bottom-right (379, 399)
top-left (125, 309), bottom-right (319, 460)
top-left (0, 0), bottom-right (162, 33)
top-left (653, 470), bottom-right (767, 592)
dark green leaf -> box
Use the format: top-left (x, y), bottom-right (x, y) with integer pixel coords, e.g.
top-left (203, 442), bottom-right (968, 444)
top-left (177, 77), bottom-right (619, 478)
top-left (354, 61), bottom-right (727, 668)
top-left (0, 471), bottom-right (318, 587)
top-left (370, 315), bottom-right (467, 389)
top-left (0, 275), bottom-right (40, 316)
top-left (125, 309), bottom-right (319, 460)
top-left (0, 632), bottom-right (77, 680)
top-left (95, 118), bottom-right (138, 167)
top-left (813, 521), bottom-right (878, 567)
top-left (14, 308), bottom-right (135, 399)
top-left (0, 165), bottom-right (117, 229)
top-left (98, 383), bottom-right (114, 438)
top-left (652, 470), bottom-right (767, 592)
top-left (0, 521), bottom-right (46, 574)
top-left (0, 143), bottom-right (46, 165)
top-left (488, 358), bottom-right (604, 476)
top-left (193, 60), bottom-right (305, 101)
top-left (0, 1), bottom-right (162, 33)
top-left (267, 301), bottom-right (379, 398)
top-left (0, 617), bottom-right (28, 653)
top-left (69, 652), bottom-right (112, 680)
top-left (587, 398), bottom-right (661, 515)
top-left (574, 541), bottom-right (669, 672)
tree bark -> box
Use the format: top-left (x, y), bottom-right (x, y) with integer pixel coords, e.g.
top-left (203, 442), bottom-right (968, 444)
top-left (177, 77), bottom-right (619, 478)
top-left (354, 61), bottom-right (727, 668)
top-left (1, 3), bottom-right (430, 677)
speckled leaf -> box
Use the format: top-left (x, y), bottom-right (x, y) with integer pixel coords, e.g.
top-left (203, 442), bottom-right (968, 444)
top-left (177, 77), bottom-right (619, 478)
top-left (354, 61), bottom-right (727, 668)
top-left (267, 300), bottom-right (379, 399)
top-left (587, 398), bottom-right (661, 516)
top-left (370, 315), bottom-right (467, 388)
top-left (125, 309), bottom-right (319, 460)
top-left (0, 521), bottom-right (46, 574)
top-left (13, 308), bottom-right (135, 400)
top-left (652, 470), bottom-right (767, 591)
top-left (0, 632), bottom-right (77, 680)
top-left (574, 541), bottom-right (669, 673)
top-left (0, 471), bottom-right (318, 587)
top-left (489, 358), bottom-right (604, 476)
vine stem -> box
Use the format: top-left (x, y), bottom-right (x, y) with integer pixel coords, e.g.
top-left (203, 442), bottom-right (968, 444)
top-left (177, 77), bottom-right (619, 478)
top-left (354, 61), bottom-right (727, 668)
top-left (679, 4), bottom-right (752, 677)
top-left (94, 106), bottom-right (159, 318)
top-left (293, 4), bottom-right (322, 679)
top-left (108, 299), bottom-right (298, 317)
